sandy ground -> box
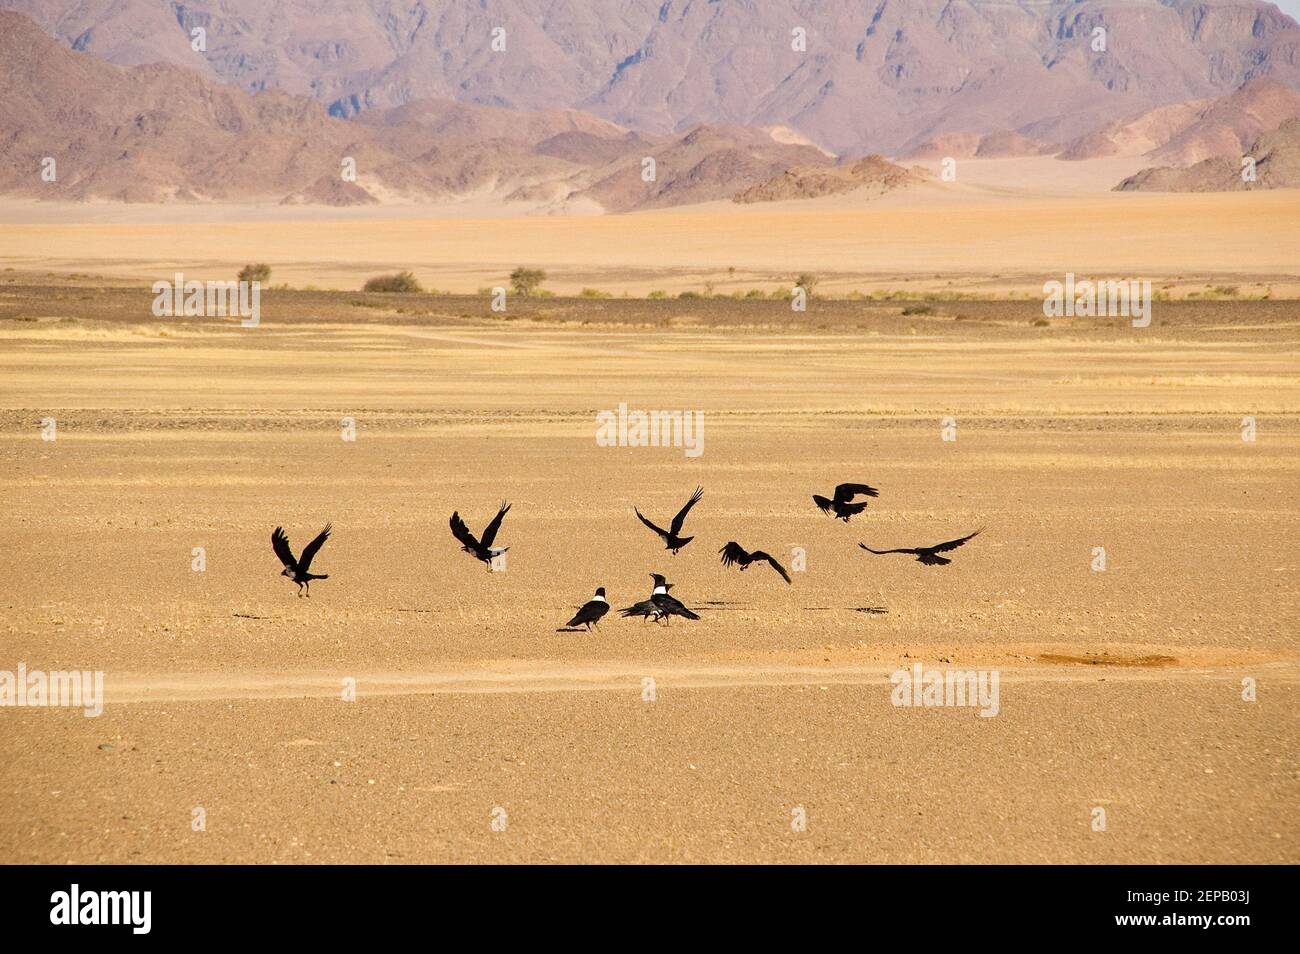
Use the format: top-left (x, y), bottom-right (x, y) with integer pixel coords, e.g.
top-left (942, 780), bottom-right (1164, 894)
top-left (0, 277), bottom-right (1297, 864)
top-left (2, 180), bottom-right (1297, 298)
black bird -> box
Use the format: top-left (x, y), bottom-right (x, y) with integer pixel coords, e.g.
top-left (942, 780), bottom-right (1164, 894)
top-left (619, 574), bottom-right (680, 623)
top-left (635, 486), bottom-right (703, 554)
top-left (271, 523), bottom-right (332, 597)
top-left (621, 579), bottom-right (676, 623)
top-left (650, 574), bottom-right (701, 624)
top-left (450, 502), bottom-right (511, 570)
top-left (719, 541), bottom-right (792, 584)
top-left (813, 482), bottom-right (880, 522)
top-left (566, 587), bottom-right (609, 631)
top-left (859, 529), bottom-right (983, 566)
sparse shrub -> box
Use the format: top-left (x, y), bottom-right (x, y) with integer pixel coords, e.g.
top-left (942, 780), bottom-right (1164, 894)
top-left (510, 267), bottom-right (547, 297)
top-left (647, 290), bottom-right (669, 300)
top-left (1031, 318), bottom-right (1050, 327)
top-left (579, 287), bottom-right (611, 299)
top-left (794, 272), bottom-right (818, 296)
top-left (902, 304), bottom-right (936, 316)
top-left (363, 271), bottom-right (422, 293)
top-left (678, 291), bottom-right (701, 300)
top-left (745, 289), bottom-right (766, 299)
top-left (238, 264), bottom-right (272, 284)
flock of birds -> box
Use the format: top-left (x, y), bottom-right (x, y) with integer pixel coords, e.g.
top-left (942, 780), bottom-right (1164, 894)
top-left (270, 482), bottom-right (983, 628)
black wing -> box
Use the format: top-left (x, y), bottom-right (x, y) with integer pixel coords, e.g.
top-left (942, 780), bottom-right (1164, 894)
top-left (635, 508), bottom-right (670, 540)
top-left (297, 523), bottom-right (332, 572)
top-left (812, 494), bottom-right (835, 516)
top-left (480, 502), bottom-right (511, 547)
top-left (859, 543), bottom-right (919, 556)
top-left (927, 529), bottom-right (983, 554)
top-left (751, 550), bottom-right (792, 584)
top-left (655, 594), bottom-right (701, 620)
top-left (719, 541), bottom-right (749, 568)
top-left (835, 483), bottom-right (879, 504)
top-left (271, 527), bottom-right (297, 570)
top-left (669, 486), bottom-right (704, 535)
top-left (449, 512), bottom-right (481, 550)
top-left (568, 600), bottom-right (609, 627)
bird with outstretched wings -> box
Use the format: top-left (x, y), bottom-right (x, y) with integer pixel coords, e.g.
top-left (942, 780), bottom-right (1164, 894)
top-left (271, 523), bottom-right (332, 596)
top-left (719, 541), bottom-right (792, 584)
top-left (635, 486), bottom-right (704, 554)
top-left (859, 529), bottom-right (982, 566)
top-left (813, 482), bottom-right (879, 521)
top-left (450, 502), bottom-right (511, 569)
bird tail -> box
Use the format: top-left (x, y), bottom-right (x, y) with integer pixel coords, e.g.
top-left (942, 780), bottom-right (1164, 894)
top-left (308, 574), bottom-right (329, 579)
top-left (676, 607), bottom-right (701, 620)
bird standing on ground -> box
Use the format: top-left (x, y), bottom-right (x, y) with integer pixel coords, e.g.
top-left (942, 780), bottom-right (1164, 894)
top-left (635, 486), bottom-right (704, 554)
top-left (719, 541), bottom-right (793, 584)
top-left (813, 483), bottom-right (880, 522)
top-left (859, 529), bottom-right (983, 566)
top-left (566, 587), bottom-right (609, 631)
top-left (271, 524), bottom-right (332, 597)
top-left (620, 575), bottom-right (673, 622)
top-left (650, 573), bottom-right (701, 624)
top-left (450, 502), bottom-right (511, 570)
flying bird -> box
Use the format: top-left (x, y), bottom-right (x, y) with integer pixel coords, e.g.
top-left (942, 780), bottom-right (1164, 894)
top-left (859, 529), bottom-right (983, 566)
top-left (719, 541), bottom-right (792, 584)
top-left (450, 502), bottom-right (511, 570)
top-left (271, 523), bottom-right (332, 597)
top-left (566, 587), bottom-right (609, 631)
top-left (813, 483), bottom-right (880, 522)
top-left (635, 486), bottom-right (704, 554)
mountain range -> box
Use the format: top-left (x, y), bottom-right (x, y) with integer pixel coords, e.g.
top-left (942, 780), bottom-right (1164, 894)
top-left (3, 2), bottom-right (1300, 205)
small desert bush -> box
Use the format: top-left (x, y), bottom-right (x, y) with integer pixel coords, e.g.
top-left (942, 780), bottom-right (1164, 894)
top-left (902, 304), bottom-right (936, 316)
top-left (678, 291), bottom-right (701, 300)
top-left (794, 272), bottom-right (818, 296)
top-left (510, 267), bottom-right (547, 296)
top-left (363, 271), bottom-right (422, 293)
top-left (647, 290), bottom-right (669, 300)
top-left (745, 289), bottom-right (766, 299)
top-left (238, 264), bottom-right (271, 284)
top-left (579, 287), bottom-right (611, 299)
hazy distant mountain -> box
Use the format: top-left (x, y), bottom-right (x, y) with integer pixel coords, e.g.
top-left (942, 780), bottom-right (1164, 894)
top-left (0, 12), bottom-right (826, 208)
top-left (733, 155), bottom-right (924, 204)
top-left (1116, 117), bottom-right (1300, 190)
top-left (5, 0), bottom-right (1299, 156)
top-left (1061, 79), bottom-right (1300, 164)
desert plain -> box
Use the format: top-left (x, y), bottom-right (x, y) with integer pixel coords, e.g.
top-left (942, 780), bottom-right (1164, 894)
top-left (0, 185), bottom-right (1298, 864)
